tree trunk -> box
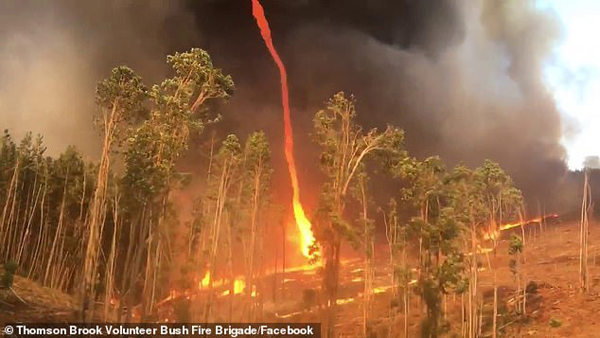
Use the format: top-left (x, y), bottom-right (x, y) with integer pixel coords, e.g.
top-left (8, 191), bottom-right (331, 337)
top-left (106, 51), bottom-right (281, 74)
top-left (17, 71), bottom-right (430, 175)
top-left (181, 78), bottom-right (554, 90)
top-left (82, 102), bottom-right (119, 322)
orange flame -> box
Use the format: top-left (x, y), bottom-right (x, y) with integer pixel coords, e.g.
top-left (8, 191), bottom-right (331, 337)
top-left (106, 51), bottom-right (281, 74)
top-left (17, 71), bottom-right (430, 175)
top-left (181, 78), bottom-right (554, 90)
top-left (199, 271), bottom-right (210, 289)
top-left (484, 213), bottom-right (559, 240)
top-left (234, 279), bottom-right (245, 294)
top-left (251, 0), bottom-right (315, 257)
top-left (220, 278), bottom-right (256, 297)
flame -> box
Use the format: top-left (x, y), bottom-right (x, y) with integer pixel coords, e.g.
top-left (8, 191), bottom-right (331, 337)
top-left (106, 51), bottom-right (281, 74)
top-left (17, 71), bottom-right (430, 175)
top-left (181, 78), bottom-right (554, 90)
top-left (336, 297), bottom-right (356, 305)
top-left (234, 279), bottom-right (245, 294)
top-left (293, 205), bottom-right (316, 257)
top-left (251, 0), bottom-right (315, 258)
top-left (220, 278), bottom-right (254, 296)
top-left (199, 271), bottom-right (210, 289)
top-left (484, 213), bottom-right (559, 240)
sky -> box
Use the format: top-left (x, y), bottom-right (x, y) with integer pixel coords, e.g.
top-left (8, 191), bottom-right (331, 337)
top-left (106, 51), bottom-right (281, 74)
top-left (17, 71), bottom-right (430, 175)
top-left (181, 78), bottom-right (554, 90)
top-left (538, 0), bottom-right (600, 169)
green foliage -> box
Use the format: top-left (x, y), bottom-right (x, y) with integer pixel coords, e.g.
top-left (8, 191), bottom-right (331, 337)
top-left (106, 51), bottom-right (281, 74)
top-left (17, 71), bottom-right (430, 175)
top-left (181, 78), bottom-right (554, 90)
top-left (122, 48), bottom-right (235, 211)
top-left (167, 48), bottom-right (234, 101)
top-left (398, 158), bottom-right (521, 337)
top-left (0, 42), bottom-right (533, 329)
top-left (95, 66), bottom-right (148, 140)
top-left (0, 47), bottom-right (238, 315)
top-left (96, 66), bottom-right (147, 112)
top-left (475, 160), bottom-right (524, 226)
top-left (313, 92), bottom-right (405, 247)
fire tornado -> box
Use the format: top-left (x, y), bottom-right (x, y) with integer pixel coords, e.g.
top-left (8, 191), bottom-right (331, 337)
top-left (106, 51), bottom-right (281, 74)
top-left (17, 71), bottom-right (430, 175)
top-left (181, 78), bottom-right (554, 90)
top-left (251, 0), bottom-right (315, 257)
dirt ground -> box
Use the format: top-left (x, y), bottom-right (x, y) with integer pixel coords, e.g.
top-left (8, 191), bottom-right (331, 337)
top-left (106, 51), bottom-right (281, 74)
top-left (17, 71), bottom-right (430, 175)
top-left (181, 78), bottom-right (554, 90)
top-left (3, 217), bottom-right (600, 338)
top-left (264, 217), bottom-right (600, 337)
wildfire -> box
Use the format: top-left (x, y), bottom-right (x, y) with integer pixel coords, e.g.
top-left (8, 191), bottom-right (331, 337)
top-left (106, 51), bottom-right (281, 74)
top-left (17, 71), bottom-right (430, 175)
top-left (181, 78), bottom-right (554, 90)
top-left (484, 213), bottom-right (559, 240)
top-left (251, 0), bottom-right (316, 258)
top-left (199, 271), bottom-right (210, 289)
top-left (220, 278), bottom-right (256, 297)
top-left (234, 279), bottom-right (245, 294)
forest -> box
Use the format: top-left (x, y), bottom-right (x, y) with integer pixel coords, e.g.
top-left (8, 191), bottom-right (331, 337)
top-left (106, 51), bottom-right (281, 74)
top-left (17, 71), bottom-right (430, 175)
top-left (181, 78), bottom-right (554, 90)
top-left (2, 46), bottom-right (589, 338)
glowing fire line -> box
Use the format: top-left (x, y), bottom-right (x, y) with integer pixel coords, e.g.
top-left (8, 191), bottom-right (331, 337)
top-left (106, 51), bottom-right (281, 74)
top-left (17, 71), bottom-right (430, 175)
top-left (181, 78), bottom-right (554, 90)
top-left (483, 213), bottom-right (559, 241)
top-left (251, 0), bottom-right (315, 257)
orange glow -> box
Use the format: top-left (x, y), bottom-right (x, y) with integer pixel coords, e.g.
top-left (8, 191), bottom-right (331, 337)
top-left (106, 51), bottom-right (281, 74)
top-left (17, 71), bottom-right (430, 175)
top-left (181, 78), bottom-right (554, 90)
top-left (199, 271), bottom-right (210, 289)
top-left (251, 0), bottom-right (316, 258)
top-left (220, 278), bottom-right (254, 297)
top-left (484, 213), bottom-right (559, 240)
top-left (293, 204), bottom-right (316, 257)
top-left (234, 279), bottom-right (245, 294)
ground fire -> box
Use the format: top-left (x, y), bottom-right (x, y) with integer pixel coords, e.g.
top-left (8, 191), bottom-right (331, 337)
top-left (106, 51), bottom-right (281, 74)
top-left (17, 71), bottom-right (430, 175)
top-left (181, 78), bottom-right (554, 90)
top-left (1, 2), bottom-right (598, 338)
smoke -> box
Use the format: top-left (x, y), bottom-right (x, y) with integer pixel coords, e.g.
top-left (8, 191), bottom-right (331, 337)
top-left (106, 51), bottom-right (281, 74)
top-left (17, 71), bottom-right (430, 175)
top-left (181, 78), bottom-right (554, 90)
top-left (0, 0), bottom-right (572, 211)
top-left (0, 0), bottom-right (196, 157)
top-left (190, 0), bottom-right (568, 209)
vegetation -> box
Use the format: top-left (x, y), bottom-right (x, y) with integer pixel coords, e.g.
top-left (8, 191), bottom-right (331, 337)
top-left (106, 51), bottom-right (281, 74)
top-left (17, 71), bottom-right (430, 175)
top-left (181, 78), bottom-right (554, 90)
top-left (0, 47), bottom-right (550, 337)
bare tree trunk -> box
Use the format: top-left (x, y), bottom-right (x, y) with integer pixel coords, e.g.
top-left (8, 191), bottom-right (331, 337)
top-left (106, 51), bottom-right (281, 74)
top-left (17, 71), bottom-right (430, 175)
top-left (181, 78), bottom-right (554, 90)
top-left (493, 273), bottom-right (498, 338)
top-left (226, 211), bottom-right (234, 322)
top-left (205, 156), bottom-right (236, 321)
top-left (0, 157), bottom-right (19, 254)
top-left (103, 191), bottom-right (120, 320)
top-left (44, 174), bottom-right (69, 285)
top-left (580, 169), bottom-right (591, 292)
top-left (247, 157), bottom-right (263, 320)
top-left (82, 103), bottom-right (119, 322)
top-left (359, 177), bottom-right (372, 338)
top-left (469, 225), bottom-right (479, 338)
top-left (1, 158), bottom-right (20, 262)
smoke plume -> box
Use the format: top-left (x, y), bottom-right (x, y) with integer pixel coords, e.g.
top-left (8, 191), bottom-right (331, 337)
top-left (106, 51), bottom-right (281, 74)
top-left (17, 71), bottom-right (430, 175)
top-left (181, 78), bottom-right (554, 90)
top-left (0, 0), bottom-right (571, 210)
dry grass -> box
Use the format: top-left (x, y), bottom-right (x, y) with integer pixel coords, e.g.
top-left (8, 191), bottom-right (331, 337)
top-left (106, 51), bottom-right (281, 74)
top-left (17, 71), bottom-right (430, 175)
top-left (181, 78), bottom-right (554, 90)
top-left (0, 275), bottom-right (78, 324)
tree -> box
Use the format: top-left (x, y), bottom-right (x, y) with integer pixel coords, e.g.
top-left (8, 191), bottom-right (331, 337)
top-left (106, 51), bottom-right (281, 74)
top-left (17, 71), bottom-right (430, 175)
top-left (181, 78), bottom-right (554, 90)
top-left (580, 169), bottom-right (592, 292)
top-left (82, 66), bottom-right (147, 321)
top-left (203, 134), bottom-right (242, 321)
top-left (508, 234), bottom-right (524, 314)
top-left (398, 158), bottom-right (468, 338)
top-left (382, 198), bottom-right (411, 338)
top-left (118, 48), bottom-right (234, 319)
top-left (444, 165), bottom-right (487, 338)
top-left (472, 161), bottom-right (523, 337)
top-left (350, 169), bottom-right (375, 336)
top-left (43, 146), bottom-right (86, 290)
top-left (242, 131), bottom-right (272, 320)
top-left (312, 92), bottom-right (405, 337)
top-left (475, 160), bottom-right (523, 251)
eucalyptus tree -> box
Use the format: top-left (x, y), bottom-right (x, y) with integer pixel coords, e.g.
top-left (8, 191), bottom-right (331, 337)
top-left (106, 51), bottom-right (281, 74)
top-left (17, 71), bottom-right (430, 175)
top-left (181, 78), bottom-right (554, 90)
top-left (82, 66), bottom-right (148, 321)
top-left (381, 197), bottom-right (413, 338)
top-left (475, 160), bottom-right (523, 250)
top-left (120, 48), bottom-right (234, 319)
top-left (203, 134), bottom-right (242, 321)
top-left (312, 92), bottom-right (405, 337)
top-left (241, 131), bottom-right (272, 320)
top-left (0, 133), bottom-right (91, 294)
top-left (398, 156), bottom-right (445, 277)
top-left (508, 234), bottom-right (524, 315)
top-left (396, 157), bottom-right (470, 338)
top-left (43, 146), bottom-right (86, 290)
top-left (443, 165), bottom-right (487, 338)
top-left (350, 169), bottom-right (376, 337)
top-left (474, 161), bottom-right (523, 337)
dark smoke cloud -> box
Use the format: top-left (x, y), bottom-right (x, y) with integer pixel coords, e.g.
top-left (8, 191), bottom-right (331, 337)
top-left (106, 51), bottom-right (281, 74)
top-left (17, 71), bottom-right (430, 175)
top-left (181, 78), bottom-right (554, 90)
top-left (0, 0), bottom-right (571, 211)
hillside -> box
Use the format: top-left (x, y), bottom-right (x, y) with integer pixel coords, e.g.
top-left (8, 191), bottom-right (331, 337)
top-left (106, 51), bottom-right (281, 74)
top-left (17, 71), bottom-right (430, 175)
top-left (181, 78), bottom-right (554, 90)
top-left (0, 275), bottom-right (78, 324)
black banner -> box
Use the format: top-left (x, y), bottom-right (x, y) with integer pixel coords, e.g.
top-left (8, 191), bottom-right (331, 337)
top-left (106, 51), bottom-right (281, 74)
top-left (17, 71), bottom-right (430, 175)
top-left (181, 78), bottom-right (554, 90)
top-left (2, 323), bottom-right (321, 337)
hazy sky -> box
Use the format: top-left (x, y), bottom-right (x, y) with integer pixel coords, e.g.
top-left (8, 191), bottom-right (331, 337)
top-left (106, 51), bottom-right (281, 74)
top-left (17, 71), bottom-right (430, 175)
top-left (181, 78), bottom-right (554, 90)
top-left (538, 0), bottom-right (600, 169)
